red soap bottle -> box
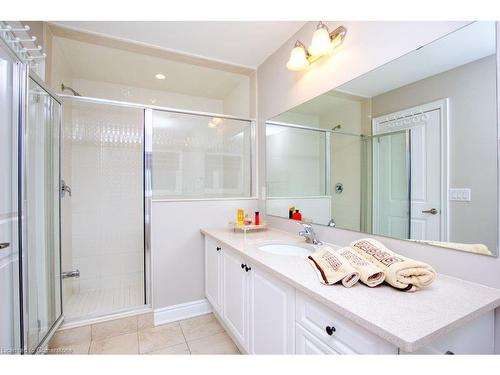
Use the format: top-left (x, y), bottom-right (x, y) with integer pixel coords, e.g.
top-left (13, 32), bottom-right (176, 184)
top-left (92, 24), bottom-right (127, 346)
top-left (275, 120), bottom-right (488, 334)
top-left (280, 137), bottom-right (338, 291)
top-left (292, 209), bottom-right (302, 221)
top-left (254, 211), bottom-right (260, 225)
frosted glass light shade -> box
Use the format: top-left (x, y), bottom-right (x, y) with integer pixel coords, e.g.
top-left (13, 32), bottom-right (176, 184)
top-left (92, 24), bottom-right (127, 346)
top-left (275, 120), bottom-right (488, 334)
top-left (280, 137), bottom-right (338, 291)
top-left (286, 44), bottom-right (310, 71)
top-left (309, 27), bottom-right (333, 57)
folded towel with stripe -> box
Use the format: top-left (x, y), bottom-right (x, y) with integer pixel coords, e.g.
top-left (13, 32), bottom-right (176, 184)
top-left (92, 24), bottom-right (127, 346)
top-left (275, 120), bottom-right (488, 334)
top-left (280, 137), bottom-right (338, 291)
top-left (336, 247), bottom-right (385, 287)
top-left (308, 247), bottom-right (360, 287)
top-left (350, 238), bottom-right (436, 292)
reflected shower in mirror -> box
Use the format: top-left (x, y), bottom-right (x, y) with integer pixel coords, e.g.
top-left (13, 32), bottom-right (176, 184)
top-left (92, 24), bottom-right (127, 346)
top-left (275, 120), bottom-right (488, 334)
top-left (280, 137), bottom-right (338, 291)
top-left (266, 21), bottom-right (498, 256)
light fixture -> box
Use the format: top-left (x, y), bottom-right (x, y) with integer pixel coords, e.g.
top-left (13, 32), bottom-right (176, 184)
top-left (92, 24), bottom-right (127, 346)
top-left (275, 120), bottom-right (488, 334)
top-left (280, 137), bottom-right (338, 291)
top-left (286, 22), bottom-right (347, 71)
top-left (286, 41), bottom-right (310, 71)
top-left (309, 22), bottom-right (334, 57)
top-left (155, 73), bottom-right (166, 80)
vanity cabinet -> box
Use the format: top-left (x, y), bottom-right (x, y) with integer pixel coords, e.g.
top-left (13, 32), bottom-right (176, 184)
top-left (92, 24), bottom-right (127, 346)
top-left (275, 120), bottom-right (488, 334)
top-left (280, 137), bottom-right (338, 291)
top-left (400, 311), bottom-right (494, 355)
top-left (205, 237), bottom-right (295, 354)
top-left (203, 234), bottom-right (496, 355)
top-left (295, 292), bottom-right (398, 354)
top-left (248, 266), bottom-right (295, 354)
top-left (222, 249), bottom-right (249, 349)
top-left (204, 237), bottom-right (222, 315)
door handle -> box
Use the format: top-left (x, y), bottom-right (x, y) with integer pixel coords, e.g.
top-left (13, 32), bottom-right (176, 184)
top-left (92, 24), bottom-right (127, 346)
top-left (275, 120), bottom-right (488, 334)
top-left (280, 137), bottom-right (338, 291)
top-left (62, 269), bottom-right (80, 279)
top-left (422, 208), bottom-right (438, 215)
top-left (61, 179), bottom-right (72, 198)
top-left (0, 242), bottom-right (10, 250)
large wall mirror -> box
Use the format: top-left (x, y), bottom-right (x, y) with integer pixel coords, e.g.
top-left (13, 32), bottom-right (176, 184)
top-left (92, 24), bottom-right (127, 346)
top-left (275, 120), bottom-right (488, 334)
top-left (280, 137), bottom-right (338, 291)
top-left (266, 21), bottom-right (498, 257)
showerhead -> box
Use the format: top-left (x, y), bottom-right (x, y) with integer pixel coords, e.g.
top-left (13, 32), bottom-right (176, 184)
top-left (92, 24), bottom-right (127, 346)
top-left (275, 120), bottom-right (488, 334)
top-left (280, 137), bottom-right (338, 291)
top-left (332, 124), bottom-right (342, 131)
top-left (61, 83), bottom-right (81, 97)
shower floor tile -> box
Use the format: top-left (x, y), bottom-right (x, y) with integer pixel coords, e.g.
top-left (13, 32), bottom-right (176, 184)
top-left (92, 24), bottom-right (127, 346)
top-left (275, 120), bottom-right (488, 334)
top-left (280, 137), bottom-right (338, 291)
top-left (64, 285), bottom-right (144, 321)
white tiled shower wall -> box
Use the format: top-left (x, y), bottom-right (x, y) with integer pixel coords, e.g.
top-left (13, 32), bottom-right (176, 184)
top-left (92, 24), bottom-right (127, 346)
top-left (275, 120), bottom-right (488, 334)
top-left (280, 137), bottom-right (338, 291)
top-left (65, 104), bottom-right (144, 297)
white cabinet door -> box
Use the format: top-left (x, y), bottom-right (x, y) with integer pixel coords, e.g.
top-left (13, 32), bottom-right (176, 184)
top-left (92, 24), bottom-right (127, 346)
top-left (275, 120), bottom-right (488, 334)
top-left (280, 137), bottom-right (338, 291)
top-left (204, 237), bottom-right (222, 314)
top-left (222, 249), bottom-right (248, 349)
top-left (248, 266), bottom-right (295, 354)
top-left (296, 323), bottom-right (338, 354)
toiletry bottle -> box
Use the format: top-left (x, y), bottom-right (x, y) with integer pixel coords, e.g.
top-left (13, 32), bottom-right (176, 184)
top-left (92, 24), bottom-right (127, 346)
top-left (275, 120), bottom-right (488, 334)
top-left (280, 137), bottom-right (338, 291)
top-left (254, 211), bottom-right (260, 225)
top-left (244, 214), bottom-right (252, 225)
top-left (237, 209), bottom-right (244, 226)
top-left (292, 209), bottom-right (302, 221)
top-left (289, 206), bottom-right (295, 219)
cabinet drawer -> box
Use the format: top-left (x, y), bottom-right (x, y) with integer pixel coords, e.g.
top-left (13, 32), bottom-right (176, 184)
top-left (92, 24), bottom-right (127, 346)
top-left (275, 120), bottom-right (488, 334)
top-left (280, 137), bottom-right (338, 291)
top-left (402, 311), bottom-right (494, 354)
top-left (296, 292), bottom-right (397, 354)
top-left (296, 323), bottom-right (338, 354)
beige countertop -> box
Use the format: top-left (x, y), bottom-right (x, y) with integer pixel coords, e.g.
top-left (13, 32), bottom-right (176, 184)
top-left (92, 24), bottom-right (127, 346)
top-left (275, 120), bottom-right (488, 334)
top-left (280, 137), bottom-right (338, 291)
top-left (201, 227), bottom-right (500, 352)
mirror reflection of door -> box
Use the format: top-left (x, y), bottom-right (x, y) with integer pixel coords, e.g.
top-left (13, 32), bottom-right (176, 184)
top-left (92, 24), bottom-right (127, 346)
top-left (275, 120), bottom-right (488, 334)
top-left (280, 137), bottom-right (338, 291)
top-left (372, 100), bottom-right (448, 242)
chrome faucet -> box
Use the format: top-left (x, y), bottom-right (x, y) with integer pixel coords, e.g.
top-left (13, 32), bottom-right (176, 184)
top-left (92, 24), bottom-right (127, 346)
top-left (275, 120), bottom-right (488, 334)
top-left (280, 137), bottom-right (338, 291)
top-left (299, 223), bottom-right (322, 245)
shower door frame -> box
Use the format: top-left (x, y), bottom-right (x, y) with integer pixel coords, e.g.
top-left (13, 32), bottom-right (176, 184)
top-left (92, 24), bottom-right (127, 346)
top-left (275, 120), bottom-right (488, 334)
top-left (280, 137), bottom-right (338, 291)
top-left (20, 71), bottom-right (64, 353)
top-left (59, 94), bottom-right (256, 317)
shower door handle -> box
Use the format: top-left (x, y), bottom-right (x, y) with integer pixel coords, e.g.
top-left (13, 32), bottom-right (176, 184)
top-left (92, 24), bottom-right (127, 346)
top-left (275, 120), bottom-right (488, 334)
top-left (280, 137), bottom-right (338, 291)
top-left (62, 269), bottom-right (80, 279)
top-left (61, 179), bottom-right (72, 198)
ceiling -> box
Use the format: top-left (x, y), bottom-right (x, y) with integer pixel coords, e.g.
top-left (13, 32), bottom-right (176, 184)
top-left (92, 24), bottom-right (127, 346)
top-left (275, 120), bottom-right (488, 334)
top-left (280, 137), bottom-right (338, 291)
top-left (50, 21), bottom-right (306, 68)
top-left (54, 36), bottom-right (249, 100)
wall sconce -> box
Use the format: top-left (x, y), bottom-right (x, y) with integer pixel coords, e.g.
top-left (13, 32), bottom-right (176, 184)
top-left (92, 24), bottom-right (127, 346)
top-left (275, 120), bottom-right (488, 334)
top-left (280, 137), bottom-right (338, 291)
top-left (286, 22), bottom-right (347, 71)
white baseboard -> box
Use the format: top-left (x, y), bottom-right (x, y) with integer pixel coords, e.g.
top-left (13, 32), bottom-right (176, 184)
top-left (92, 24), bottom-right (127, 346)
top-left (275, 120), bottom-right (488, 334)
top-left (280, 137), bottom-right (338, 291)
top-left (154, 298), bottom-right (212, 326)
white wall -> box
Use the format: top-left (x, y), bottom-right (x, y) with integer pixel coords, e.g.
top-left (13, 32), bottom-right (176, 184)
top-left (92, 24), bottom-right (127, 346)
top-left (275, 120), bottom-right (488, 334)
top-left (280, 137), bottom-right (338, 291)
top-left (151, 199), bottom-right (258, 309)
top-left (72, 78), bottom-right (225, 114)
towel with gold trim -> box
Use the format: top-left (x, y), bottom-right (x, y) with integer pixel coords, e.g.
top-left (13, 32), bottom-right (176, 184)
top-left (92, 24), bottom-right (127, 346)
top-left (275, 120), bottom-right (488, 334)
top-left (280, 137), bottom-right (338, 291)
top-left (336, 247), bottom-right (385, 287)
top-left (350, 238), bottom-right (436, 292)
top-left (308, 247), bottom-right (360, 287)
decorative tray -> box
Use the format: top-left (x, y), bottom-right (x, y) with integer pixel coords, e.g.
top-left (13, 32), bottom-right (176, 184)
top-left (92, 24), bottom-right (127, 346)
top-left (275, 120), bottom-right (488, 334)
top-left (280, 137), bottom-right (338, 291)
top-left (229, 222), bottom-right (268, 232)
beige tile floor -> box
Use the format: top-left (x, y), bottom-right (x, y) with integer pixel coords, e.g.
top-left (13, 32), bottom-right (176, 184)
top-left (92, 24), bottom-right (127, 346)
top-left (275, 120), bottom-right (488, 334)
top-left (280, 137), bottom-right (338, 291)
top-left (49, 313), bottom-right (240, 355)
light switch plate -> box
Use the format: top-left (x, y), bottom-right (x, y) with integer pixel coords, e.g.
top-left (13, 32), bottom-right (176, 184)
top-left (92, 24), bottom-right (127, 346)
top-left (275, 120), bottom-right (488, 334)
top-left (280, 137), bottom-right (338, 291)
top-left (449, 188), bottom-right (471, 201)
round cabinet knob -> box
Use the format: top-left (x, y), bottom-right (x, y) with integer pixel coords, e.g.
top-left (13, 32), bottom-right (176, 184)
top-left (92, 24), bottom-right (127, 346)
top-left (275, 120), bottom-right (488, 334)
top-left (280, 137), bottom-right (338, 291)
top-left (216, 247), bottom-right (221, 251)
top-left (325, 326), bottom-right (336, 336)
top-left (241, 263), bottom-right (246, 269)
top-left (245, 265), bottom-right (251, 272)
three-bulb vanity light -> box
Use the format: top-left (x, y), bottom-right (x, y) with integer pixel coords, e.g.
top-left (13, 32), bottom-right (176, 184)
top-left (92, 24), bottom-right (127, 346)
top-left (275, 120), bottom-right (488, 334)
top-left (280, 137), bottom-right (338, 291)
top-left (286, 22), bottom-right (347, 71)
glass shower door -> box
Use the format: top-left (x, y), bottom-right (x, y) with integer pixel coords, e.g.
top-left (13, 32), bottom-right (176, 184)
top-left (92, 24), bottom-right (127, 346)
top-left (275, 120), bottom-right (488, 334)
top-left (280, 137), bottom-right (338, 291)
top-left (0, 42), bottom-right (22, 354)
top-left (25, 77), bottom-right (62, 352)
top-left (371, 129), bottom-right (411, 240)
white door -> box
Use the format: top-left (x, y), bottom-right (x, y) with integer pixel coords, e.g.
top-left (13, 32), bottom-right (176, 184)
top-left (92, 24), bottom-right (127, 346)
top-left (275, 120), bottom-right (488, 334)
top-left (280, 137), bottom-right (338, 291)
top-left (0, 46), bottom-right (21, 352)
top-left (248, 266), bottom-right (295, 354)
top-left (373, 100), bottom-right (447, 241)
top-left (372, 130), bottom-right (411, 239)
top-left (204, 237), bottom-right (222, 314)
top-left (222, 249), bottom-right (247, 349)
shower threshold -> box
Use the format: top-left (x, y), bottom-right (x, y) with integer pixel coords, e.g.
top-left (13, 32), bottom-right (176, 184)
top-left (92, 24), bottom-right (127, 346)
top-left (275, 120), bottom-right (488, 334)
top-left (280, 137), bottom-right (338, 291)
top-left (62, 285), bottom-right (149, 329)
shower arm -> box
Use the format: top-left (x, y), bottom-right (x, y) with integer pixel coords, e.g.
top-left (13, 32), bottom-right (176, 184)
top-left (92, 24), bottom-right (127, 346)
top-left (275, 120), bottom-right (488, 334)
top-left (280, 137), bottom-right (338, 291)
top-left (60, 83), bottom-right (81, 96)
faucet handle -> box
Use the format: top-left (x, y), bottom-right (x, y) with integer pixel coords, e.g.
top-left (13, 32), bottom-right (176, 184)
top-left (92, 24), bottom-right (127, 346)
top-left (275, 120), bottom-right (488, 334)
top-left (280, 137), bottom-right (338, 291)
top-left (299, 222), bottom-right (313, 231)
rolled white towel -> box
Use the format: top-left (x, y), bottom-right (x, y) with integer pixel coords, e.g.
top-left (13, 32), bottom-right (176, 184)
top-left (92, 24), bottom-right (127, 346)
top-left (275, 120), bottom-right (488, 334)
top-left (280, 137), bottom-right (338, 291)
top-left (350, 238), bottom-right (436, 292)
top-left (336, 247), bottom-right (385, 287)
top-left (308, 246), bottom-right (360, 288)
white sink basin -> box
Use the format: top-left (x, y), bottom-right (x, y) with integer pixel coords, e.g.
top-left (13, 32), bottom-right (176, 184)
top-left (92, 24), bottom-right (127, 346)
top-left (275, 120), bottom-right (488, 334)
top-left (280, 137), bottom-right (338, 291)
top-left (258, 243), bottom-right (315, 257)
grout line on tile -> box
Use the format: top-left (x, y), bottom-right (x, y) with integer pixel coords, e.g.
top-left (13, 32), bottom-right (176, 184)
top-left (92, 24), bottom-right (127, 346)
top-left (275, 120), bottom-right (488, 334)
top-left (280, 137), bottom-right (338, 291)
top-left (179, 322), bottom-right (191, 354)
